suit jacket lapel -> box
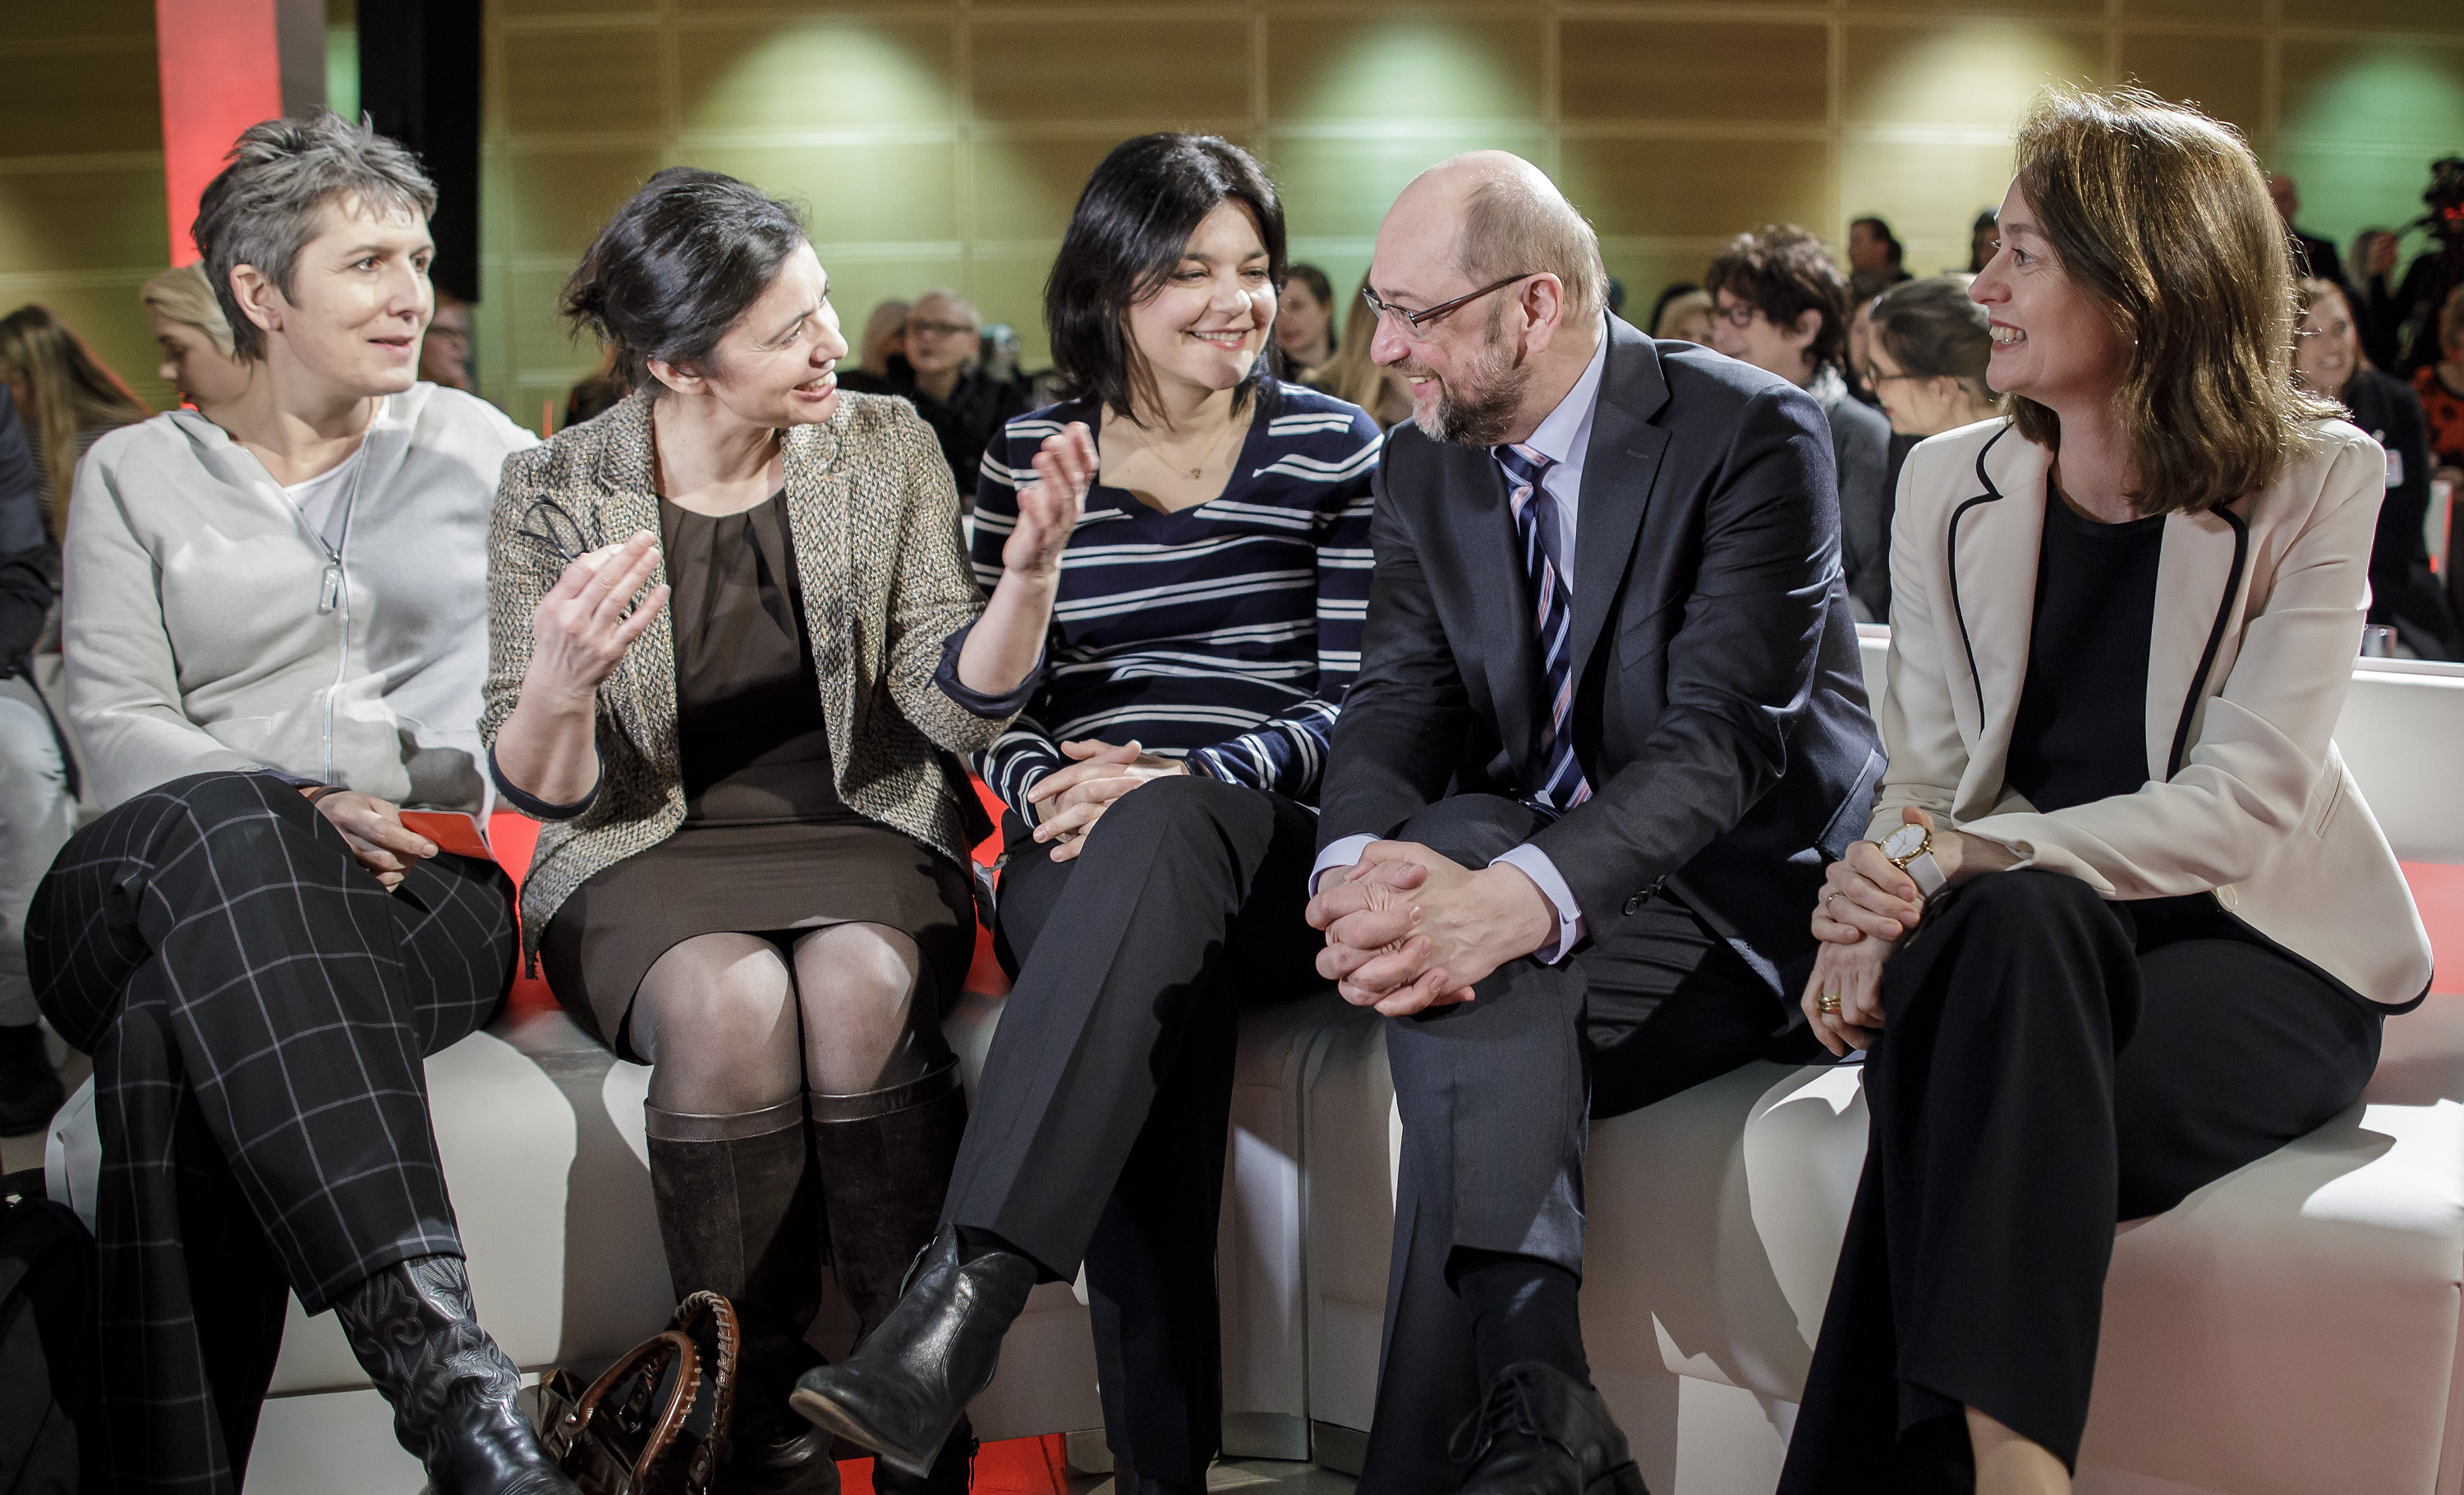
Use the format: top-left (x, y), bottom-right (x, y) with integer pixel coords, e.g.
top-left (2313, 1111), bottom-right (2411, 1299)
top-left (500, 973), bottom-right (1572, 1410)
top-left (1951, 430), bottom-right (2044, 803)
top-left (2147, 507), bottom-right (2245, 780)
top-left (1569, 318), bottom-right (1671, 686)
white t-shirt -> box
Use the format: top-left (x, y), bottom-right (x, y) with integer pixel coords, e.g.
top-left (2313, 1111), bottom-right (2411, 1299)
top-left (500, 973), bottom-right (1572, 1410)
top-left (284, 445), bottom-right (365, 550)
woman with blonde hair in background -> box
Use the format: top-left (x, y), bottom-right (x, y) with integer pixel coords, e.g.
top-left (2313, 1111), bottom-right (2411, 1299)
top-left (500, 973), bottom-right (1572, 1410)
top-left (1309, 275), bottom-right (1411, 426)
top-left (140, 263), bottom-right (255, 419)
top-left (1781, 88), bottom-right (2429, 1494)
top-left (0, 304), bottom-right (148, 541)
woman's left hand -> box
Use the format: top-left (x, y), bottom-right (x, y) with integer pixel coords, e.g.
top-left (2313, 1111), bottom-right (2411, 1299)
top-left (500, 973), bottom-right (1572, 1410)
top-left (1003, 422), bottom-right (1097, 579)
top-left (1801, 934), bottom-right (1896, 1056)
top-left (1027, 738), bottom-right (1188, 862)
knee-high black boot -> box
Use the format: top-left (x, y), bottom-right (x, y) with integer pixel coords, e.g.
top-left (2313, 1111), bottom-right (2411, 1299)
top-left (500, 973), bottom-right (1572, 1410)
top-left (334, 1254), bottom-right (581, 1495)
top-left (646, 1098), bottom-right (841, 1495)
top-left (807, 1060), bottom-right (980, 1493)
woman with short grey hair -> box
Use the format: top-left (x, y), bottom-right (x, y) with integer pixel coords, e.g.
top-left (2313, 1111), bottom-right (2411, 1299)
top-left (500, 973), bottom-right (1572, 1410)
top-left (30, 110), bottom-right (568, 1494)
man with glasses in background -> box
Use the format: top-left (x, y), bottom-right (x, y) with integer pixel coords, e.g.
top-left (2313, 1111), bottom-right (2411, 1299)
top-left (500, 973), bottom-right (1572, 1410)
top-left (864, 288), bottom-right (1027, 504)
top-left (1306, 154), bottom-right (1881, 1495)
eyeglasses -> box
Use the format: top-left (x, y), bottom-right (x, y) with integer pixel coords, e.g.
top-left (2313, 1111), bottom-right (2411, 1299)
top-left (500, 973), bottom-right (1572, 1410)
top-left (1359, 273), bottom-right (1537, 339)
top-left (508, 495), bottom-right (608, 568)
top-left (1709, 301), bottom-right (1762, 329)
top-left (905, 319), bottom-right (978, 339)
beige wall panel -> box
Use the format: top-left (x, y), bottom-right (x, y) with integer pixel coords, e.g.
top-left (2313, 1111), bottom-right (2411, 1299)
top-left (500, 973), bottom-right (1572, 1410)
top-left (1264, 128), bottom-right (1551, 240)
top-left (2282, 0), bottom-right (2464, 30)
top-left (0, 41), bottom-right (159, 155)
top-left (501, 149), bottom-right (664, 258)
top-left (1561, 20), bottom-right (1830, 125)
top-left (963, 251), bottom-right (1064, 367)
top-left (678, 18), bottom-right (958, 131)
top-left (2118, 0), bottom-right (2268, 19)
top-left (501, 29), bottom-right (664, 136)
top-left (2278, 37), bottom-right (2464, 147)
top-left (1845, 0), bottom-right (2103, 14)
top-left (971, 19), bottom-right (1252, 124)
top-left (1266, 16), bottom-right (1545, 122)
top-left (1561, 137), bottom-right (1831, 241)
top-left (1841, 138), bottom-right (2017, 268)
top-left (810, 254), bottom-right (968, 345)
top-left (1609, 251), bottom-right (1721, 325)
top-left (0, 166), bottom-right (167, 274)
top-left (685, 142), bottom-right (960, 243)
top-left (506, 266), bottom-right (599, 376)
top-left (0, 0), bottom-right (154, 42)
top-left (2117, 31), bottom-right (2265, 137)
top-left (1843, 21), bottom-right (2105, 129)
top-left (973, 136), bottom-right (1122, 241)
top-left (499, 0), bottom-right (655, 18)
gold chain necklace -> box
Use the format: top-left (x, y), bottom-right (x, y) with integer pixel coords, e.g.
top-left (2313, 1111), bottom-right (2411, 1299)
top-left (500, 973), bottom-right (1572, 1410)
top-left (1138, 406), bottom-right (1248, 481)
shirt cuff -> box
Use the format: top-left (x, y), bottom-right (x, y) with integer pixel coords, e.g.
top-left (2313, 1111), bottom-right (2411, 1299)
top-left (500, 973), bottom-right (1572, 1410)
top-left (934, 619), bottom-right (1041, 719)
top-left (1309, 834), bottom-right (1379, 895)
top-left (489, 743), bottom-right (599, 821)
top-left (1491, 844), bottom-right (1584, 964)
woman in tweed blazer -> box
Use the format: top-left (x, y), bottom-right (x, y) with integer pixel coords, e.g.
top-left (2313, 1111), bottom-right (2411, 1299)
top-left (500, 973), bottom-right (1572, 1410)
top-left (482, 170), bottom-right (1087, 1495)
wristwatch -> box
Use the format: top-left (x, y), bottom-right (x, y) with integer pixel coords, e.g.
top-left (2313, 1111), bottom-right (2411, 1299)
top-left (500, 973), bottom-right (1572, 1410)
top-left (1880, 823), bottom-right (1947, 898)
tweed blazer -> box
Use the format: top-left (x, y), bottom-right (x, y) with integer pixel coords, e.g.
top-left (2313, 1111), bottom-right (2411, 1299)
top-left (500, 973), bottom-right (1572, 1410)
top-left (1877, 416), bottom-right (2433, 1010)
top-left (480, 389), bottom-right (1010, 960)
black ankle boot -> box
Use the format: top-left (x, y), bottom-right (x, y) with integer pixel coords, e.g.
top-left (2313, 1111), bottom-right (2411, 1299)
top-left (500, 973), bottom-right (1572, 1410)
top-left (1450, 1363), bottom-right (1648, 1495)
top-left (335, 1255), bottom-right (580, 1495)
top-left (645, 1100), bottom-right (840, 1495)
top-left (0, 1022), bottom-right (64, 1135)
top-left (789, 1226), bottom-right (1036, 1479)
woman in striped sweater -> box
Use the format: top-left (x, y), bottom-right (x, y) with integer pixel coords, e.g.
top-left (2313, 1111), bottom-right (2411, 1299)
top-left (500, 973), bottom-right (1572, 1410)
top-left (793, 136), bottom-right (1377, 1493)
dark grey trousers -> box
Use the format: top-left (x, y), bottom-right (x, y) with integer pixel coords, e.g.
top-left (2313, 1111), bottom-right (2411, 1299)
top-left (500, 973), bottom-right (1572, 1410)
top-left (1355, 794), bottom-right (1800, 1495)
top-left (31, 771), bottom-right (515, 1494)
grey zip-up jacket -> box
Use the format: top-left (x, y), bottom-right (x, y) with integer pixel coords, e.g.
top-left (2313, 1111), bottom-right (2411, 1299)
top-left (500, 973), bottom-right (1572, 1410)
top-left (63, 384), bottom-right (536, 811)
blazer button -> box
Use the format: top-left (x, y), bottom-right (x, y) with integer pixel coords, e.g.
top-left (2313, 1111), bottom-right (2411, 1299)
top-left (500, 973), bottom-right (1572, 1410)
top-left (1623, 893), bottom-right (1643, 916)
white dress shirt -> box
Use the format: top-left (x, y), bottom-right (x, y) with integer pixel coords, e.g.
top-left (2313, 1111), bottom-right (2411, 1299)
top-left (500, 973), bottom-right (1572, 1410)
top-left (1312, 327), bottom-right (1611, 963)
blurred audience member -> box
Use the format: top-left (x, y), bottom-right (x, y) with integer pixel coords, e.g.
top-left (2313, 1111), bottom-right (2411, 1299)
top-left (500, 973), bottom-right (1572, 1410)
top-left (0, 384), bottom-right (69, 1137)
top-left (1311, 276), bottom-right (1412, 427)
top-left (420, 288), bottom-right (475, 389)
top-left (1860, 275), bottom-right (2001, 619)
top-left (140, 264), bottom-right (253, 419)
top-left (1645, 280), bottom-right (1699, 337)
top-left (2295, 278), bottom-right (2457, 658)
top-left (1605, 274), bottom-right (1627, 317)
top-left (1706, 226), bottom-right (1892, 622)
top-left (2416, 286), bottom-right (2464, 479)
top-left (0, 304), bottom-right (149, 542)
top-left (1847, 215), bottom-right (1912, 302)
top-left (1846, 294), bottom-right (1879, 404)
top-left (562, 343), bottom-right (627, 429)
top-left (981, 321), bottom-right (1023, 385)
top-left (2268, 172), bottom-right (2345, 286)
top-left (1967, 208), bottom-right (1999, 273)
top-left (873, 289), bottom-right (1030, 499)
top-left (1653, 288), bottom-right (1713, 346)
top-left (1277, 261), bottom-right (1337, 377)
top-left (840, 297), bottom-right (911, 393)
top-left (2350, 228), bottom-right (2407, 371)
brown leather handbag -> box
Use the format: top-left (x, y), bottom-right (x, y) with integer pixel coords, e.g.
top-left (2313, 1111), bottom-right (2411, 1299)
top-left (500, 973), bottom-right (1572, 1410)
top-left (539, 1290), bottom-right (741, 1495)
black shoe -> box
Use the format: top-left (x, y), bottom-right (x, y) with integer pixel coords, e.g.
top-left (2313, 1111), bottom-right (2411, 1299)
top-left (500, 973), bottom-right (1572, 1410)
top-left (721, 1313), bottom-right (841, 1495)
top-left (1450, 1362), bottom-right (1648, 1495)
top-left (335, 1255), bottom-right (580, 1495)
top-left (788, 1226), bottom-right (1036, 1479)
top-left (0, 1024), bottom-right (64, 1135)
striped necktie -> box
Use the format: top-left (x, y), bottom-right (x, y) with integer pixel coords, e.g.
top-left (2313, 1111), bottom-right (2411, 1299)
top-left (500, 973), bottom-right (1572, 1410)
top-left (1495, 443), bottom-right (1592, 817)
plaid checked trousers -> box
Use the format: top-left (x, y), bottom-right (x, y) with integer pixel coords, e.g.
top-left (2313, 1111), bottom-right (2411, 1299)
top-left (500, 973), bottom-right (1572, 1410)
top-left (29, 771), bottom-right (517, 1493)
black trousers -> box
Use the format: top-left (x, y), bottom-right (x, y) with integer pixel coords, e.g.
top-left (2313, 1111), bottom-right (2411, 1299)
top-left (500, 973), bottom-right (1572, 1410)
top-left (29, 771), bottom-right (517, 1494)
top-left (1355, 795), bottom-right (1800, 1495)
top-left (1778, 870), bottom-right (2382, 1491)
top-left (941, 774), bottom-right (1325, 1488)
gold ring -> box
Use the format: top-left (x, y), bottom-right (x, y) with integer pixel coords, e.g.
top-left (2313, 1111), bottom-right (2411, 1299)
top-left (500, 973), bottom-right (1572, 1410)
top-left (1824, 892), bottom-right (1846, 917)
top-left (1818, 992), bottom-right (1842, 1014)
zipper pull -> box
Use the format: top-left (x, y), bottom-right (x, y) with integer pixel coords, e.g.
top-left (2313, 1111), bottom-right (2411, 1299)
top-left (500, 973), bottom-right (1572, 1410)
top-left (319, 564), bottom-right (342, 614)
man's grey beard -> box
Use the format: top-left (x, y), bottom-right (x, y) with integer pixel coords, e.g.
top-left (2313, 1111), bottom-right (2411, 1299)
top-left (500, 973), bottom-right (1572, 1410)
top-left (1409, 326), bottom-right (1534, 447)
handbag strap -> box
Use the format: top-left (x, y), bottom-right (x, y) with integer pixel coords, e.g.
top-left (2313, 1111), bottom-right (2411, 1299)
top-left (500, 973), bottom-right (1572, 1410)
top-left (670, 1290), bottom-right (741, 1453)
top-left (549, 1327), bottom-right (701, 1487)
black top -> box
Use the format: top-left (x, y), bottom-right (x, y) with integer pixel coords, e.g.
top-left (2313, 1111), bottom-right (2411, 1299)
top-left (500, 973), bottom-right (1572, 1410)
top-left (657, 490), bottom-right (861, 826)
top-left (2003, 489), bottom-right (2165, 816)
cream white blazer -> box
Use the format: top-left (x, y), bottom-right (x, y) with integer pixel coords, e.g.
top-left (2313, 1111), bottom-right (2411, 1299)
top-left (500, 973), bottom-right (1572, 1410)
top-left (1875, 417), bottom-right (2432, 1010)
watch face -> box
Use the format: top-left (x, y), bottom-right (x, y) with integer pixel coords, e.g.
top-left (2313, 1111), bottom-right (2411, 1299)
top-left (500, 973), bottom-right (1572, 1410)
top-left (1882, 824), bottom-right (1926, 860)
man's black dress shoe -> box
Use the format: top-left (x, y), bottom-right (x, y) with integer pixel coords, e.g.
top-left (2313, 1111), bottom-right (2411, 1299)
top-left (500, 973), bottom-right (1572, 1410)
top-left (788, 1226), bottom-right (1037, 1479)
top-left (1450, 1362), bottom-right (1649, 1495)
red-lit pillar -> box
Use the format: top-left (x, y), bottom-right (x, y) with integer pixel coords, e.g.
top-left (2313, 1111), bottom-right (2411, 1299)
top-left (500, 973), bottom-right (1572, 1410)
top-left (154, 0), bottom-right (285, 265)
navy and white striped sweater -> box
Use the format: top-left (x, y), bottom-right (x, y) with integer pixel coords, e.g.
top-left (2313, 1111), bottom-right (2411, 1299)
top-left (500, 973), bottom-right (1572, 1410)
top-left (972, 382), bottom-right (1381, 824)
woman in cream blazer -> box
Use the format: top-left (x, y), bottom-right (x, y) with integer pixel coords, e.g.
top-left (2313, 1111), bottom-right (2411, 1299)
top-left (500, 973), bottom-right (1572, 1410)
top-left (1779, 90), bottom-right (2434, 1495)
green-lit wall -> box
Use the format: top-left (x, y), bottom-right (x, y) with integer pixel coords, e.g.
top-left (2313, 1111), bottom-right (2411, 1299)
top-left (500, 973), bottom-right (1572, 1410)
top-left (1, 1), bottom-right (2459, 426)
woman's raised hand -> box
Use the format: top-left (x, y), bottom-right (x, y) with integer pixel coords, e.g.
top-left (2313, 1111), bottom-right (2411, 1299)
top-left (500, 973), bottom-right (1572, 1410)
top-left (1003, 422), bottom-right (1096, 578)
top-left (524, 530), bottom-right (669, 707)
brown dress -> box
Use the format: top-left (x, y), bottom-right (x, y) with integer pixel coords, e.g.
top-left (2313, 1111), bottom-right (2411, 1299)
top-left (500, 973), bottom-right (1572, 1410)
top-left (540, 490), bottom-right (975, 1056)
